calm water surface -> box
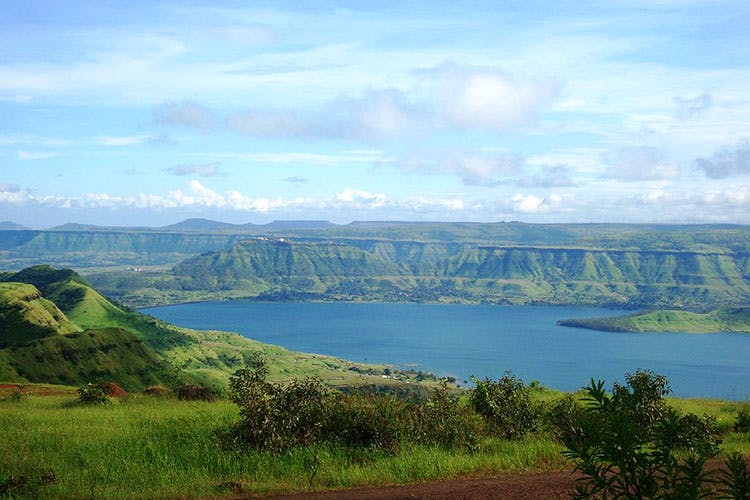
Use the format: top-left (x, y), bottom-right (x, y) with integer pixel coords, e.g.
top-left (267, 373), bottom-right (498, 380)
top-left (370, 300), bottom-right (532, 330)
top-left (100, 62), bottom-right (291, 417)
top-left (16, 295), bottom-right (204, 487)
top-left (142, 302), bottom-right (750, 400)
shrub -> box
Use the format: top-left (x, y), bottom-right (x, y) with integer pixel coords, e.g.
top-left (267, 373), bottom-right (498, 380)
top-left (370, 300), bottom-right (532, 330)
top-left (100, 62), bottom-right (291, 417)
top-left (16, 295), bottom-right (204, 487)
top-left (324, 392), bottom-right (413, 452)
top-left (105, 382), bottom-right (128, 398)
top-left (561, 370), bottom-right (721, 499)
top-left (469, 372), bottom-right (539, 440)
top-left (77, 380), bottom-right (110, 404)
top-left (545, 393), bottom-right (585, 442)
top-left (228, 354), bottom-right (330, 451)
top-left (734, 405), bottom-right (750, 433)
top-left (143, 385), bottom-right (170, 397)
top-left (414, 381), bottom-right (483, 450)
top-left (176, 384), bottom-right (217, 402)
top-left (716, 452), bottom-right (750, 499)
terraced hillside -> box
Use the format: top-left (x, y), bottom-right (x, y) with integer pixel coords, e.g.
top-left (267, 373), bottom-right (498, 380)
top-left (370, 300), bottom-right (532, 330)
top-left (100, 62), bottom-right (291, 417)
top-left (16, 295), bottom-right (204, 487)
top-left (150, 239), bottom-right (750, 309)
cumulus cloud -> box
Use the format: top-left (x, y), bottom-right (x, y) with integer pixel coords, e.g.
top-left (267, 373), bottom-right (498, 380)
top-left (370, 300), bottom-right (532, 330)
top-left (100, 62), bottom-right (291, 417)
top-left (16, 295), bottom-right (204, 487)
top-left (157, 64), bottom-right (556, 142)
top-left (425, 63), bottom-right (559, 132)
top-left (695, 139), bottom-right (750, 178)
top-left (334, 188), bottom-right (387, 208)
top-left (674, 93), bottom-right (712, 120)
top-left (153, 100), bottom-right (215, 129)
top-left (511, 193), bottom-right (562, 213)
top-left (604, 145), bottom-right (678, 181)
top-left (165, 162), bottom-right (223, 177)
top-left (399, 149), bottom-right (523, 186)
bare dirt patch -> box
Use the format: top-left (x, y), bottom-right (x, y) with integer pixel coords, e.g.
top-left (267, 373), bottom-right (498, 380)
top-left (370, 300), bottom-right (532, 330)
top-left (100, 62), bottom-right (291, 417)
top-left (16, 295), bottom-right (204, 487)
top-left (259, 470), bottom-right (578, 500)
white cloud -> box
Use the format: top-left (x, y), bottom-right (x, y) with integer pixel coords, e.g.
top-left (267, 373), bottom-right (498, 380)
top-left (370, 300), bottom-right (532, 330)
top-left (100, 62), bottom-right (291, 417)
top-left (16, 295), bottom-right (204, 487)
top-left (431, 64), bottom-right (559, 132)
top-left (16, 150), bottom-right (61, 160)
top-left (511, 193), bottom-right (562, 213)
top-left (165, 163), bottom-right (223, 177)
top-left (334, 188), bottom-right (387, 208)
top-left (93, 135), bottom-right (155, 147)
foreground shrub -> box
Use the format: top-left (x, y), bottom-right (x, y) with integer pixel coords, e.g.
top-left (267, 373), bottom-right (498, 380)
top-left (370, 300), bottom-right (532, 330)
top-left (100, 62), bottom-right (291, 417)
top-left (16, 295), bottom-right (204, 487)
top-left (716, 452), bottom-right (750, 499)
top-left (143, 385), bottom-right (170, 397)
top-left (469, 372), bottom-right (540, 440)
top-left (176, 384), bottom-right (217, 402)
top-left (104, 382), bottom-right (128, 398)
top-left (325, 392), bottom-right (412, 452)
top-left (734, 405), bottom-right (750, 433)
top-left (77, 380), bottom-right (110, 404)
top-left (545, 393), bottom-right (585, 442)
top-left (415, 381), bottom-right (483, 450)
top-left (562, 370), bottom-right (722, 499)
top-left (228, 354), bottom-right (330, 451)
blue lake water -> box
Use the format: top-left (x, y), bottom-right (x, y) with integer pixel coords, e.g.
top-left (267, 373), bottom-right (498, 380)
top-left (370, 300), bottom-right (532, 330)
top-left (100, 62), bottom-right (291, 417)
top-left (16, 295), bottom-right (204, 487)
top-left (142, 302), bottom-right (750, 400)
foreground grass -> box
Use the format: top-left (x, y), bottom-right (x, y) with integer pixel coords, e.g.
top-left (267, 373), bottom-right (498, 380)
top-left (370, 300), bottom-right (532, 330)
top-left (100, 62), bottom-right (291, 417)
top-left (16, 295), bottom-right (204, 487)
top-left (3, 390), bottom-right (750, 498)
top-left (1, 393), bottom-right (566, 498)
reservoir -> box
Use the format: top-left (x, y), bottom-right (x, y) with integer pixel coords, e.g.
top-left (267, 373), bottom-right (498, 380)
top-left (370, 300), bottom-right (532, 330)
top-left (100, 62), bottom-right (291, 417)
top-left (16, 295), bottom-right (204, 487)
top-left (142, 302), bottom-right (750, 400)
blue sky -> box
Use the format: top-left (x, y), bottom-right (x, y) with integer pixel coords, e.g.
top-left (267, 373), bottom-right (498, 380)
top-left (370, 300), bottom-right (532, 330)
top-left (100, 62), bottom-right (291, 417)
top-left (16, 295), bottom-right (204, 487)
top-left (1, 0), bottom-right (749, 228)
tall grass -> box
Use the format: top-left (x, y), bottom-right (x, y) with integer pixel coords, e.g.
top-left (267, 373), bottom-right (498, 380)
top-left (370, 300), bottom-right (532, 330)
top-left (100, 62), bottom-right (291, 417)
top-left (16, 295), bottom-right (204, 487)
top-left (2, 391), bottom-right (749, 498)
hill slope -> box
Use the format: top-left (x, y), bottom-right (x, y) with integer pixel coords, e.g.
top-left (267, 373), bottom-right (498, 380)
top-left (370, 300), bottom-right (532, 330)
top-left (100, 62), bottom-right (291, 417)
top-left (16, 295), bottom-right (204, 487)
top-left (0, 282), bottom-right (80, 347)
top-left (558, 306), bottom-right (750, 333)
top-left (131, 238), bottom-right (750, 309)
top-left (1, 265), bottom-right (429, 390)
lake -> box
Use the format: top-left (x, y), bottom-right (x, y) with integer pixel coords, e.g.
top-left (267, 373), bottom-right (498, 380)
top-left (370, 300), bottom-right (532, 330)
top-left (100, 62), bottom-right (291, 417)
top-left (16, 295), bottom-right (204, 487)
top-left (142, 302), bottom-right (750, 400)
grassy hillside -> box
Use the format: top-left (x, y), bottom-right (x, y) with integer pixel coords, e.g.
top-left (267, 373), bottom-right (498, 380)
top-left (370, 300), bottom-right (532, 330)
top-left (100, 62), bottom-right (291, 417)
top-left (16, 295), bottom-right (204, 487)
top-left (1, 327), bottom-right (171, 389)
top-left (559, 306), bottom-right (750, 333)
top-left (0, 282), bottom-right (79, 347)
top-left (0, 265), bottom-right (433, 391)
top-left (94, 237), bottom-right (750, 309)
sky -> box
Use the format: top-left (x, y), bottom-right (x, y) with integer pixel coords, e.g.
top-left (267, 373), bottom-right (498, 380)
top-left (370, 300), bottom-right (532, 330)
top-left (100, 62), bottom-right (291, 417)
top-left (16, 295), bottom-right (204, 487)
top-left (1, 0), bottom-right (750, 228)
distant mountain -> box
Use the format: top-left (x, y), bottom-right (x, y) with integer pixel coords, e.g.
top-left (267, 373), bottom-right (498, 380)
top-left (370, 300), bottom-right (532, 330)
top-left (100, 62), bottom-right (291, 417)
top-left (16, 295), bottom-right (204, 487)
top-left (262, 220), bottom-right (336, 231)
top-left (160, 218), bottom-right (248, 232)
top-left (47, 222), bottom-right (153, 232)
top-left (0, 221), bottom-right (28, 230)
top-left (165, 237), bottom-right (750, 309)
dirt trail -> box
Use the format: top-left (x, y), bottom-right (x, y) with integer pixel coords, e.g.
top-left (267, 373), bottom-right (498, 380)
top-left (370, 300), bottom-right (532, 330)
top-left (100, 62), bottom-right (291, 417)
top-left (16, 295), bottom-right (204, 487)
top-left (261, 470), bottom-right (578, 500)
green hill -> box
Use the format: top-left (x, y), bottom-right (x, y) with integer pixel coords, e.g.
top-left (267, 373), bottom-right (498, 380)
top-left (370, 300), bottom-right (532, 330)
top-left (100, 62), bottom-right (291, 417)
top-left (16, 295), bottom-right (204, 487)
top-left (0, 282), bottom-right (80, 347)
top-left (105, 238), bottom-right (750, 309)
top-left (0, 327), bottom-right (170, 388)
top-left (0, 265), bottom-right (429, 391)
top-left (558, 306), bottom-right (750, 333)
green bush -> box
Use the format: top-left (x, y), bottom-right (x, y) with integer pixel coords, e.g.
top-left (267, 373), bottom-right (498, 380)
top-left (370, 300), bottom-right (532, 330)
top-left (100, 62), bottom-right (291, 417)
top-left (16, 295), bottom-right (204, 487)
top-left (734, 405), bottom-right (750, 433)
top-left (544, 393), bottom-right (585, 442)
top-left (175, 384), bottom-right (217, 401)
top-left (228, 354), bottom-right (331, 451)
top-left (77, 380), bottom-right (110, 404)
top-left (414, 381), bottom-right (483, 450)
top-left (716, 452), bottom-right (750, 499)
top-left (324, 392), bottom-right (412, 452)
top-left (561, 370), bottom-right (721, 499)
top-left (469, 372), bottom-right (539, 440)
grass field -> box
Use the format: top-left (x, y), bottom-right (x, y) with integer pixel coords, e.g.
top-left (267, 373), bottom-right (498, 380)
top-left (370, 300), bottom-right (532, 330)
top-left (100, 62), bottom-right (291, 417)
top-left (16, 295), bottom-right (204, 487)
top-left (2, 386), bottom-right (749, 498)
